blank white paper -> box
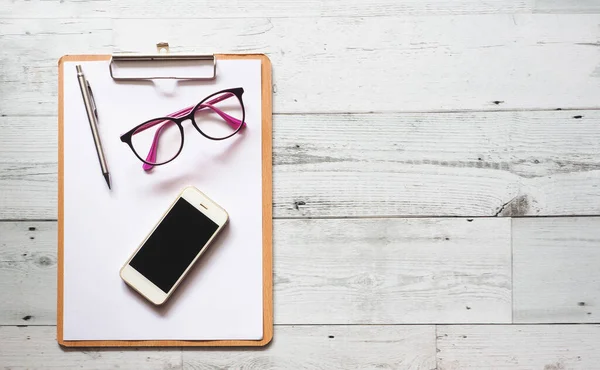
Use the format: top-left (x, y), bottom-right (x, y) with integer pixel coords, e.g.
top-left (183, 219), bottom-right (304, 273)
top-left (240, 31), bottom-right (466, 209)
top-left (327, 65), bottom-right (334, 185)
top-left (62, 59), bottom-right (263, 341)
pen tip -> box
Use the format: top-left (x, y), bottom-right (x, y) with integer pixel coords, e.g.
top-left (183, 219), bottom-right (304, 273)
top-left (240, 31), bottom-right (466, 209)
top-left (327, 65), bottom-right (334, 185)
top-left (103, 173), bottom-right (111, 190)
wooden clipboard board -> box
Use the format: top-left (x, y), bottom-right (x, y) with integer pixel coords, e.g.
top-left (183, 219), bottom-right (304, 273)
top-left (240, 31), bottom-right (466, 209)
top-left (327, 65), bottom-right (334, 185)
top-left (57, 54), bottom-right (273, 347)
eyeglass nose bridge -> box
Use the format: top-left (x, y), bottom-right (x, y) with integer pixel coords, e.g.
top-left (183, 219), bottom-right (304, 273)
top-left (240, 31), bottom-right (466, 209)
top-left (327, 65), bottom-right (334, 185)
top-left (168, 111), bottom-right (194, 124)
top-left (169, 114), bottom-right (203, 137)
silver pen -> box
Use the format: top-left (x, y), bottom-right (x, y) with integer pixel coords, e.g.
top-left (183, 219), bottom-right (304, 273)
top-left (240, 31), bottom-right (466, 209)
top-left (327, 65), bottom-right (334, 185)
top-left (76, 65), bottom-right (111, 189)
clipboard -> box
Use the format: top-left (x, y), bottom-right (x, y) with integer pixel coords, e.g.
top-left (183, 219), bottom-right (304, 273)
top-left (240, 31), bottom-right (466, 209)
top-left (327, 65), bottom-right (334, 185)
top-left (57, 50), bottom-right (273, 347)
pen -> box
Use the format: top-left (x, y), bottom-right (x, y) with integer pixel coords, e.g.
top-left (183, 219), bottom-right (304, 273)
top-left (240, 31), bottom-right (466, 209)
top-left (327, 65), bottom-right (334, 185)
top-left (76, 65), bottom-right (111, 189)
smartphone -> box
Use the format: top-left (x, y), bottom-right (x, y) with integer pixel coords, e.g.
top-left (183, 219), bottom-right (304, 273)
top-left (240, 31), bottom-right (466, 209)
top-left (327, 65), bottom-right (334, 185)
top-left (120, 186), bottom-right (229, 305)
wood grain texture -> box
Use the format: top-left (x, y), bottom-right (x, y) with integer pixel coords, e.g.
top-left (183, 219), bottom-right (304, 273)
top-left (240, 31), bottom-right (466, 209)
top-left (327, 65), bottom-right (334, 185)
top-left (0, 0), bottom-right (531, 18)
top-left (0, 325), bottom-right (434, 370)
top-left (0, 218), bottom-right (511, 325)
top-left (111, 0), bottom-right (531, 18)
top-left (2, 15), bottom-right (600, 116)
top-left (275, 217), bottom-right (511, 324)
top-left (274, 110), bottom-right (600, 218)
top-left (7, 0), bottom-right (598, 19)
top-left (535, 0), bottom-right (600, 13)
top-left (0, 326), bottom-right (182, 370)
top-left (0, 19), bottom-right (112, 116)
top-left (0, 222), bottom-right (56, 326)
top-left (437, 325), bottom-right (600, 370)
top-left (0, 0), bottom-right (109, 18)
top-left (0, 117), bottom-right (58, 219)
top-left (109, 15), bottom-right (600, 114)
top-left (0, 1), bottom-right (598, 365)
top-left (4, 0), bottom-right (597, 19)
top-left (513, 217), bottom-right (600, 323)
top-left (3, 110), bottom-right (600, 219)
top-left (183, 325), bottom-right (435, 370)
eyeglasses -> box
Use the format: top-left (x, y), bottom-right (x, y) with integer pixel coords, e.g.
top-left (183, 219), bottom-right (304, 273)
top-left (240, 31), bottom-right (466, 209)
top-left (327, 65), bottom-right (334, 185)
top-left (120, 87), bottom-right (246, 171)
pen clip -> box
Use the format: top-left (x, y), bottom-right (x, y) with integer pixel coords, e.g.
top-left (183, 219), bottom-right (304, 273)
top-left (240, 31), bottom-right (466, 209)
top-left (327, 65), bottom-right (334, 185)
top-left (87, 81), bottom-right (98, 121)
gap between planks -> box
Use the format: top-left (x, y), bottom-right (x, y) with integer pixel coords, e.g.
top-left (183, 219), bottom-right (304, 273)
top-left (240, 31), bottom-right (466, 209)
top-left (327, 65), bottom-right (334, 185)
top-left (4, 323), bottom-right (600, 328)
top-left (3, 107), bottom-right (600, 118)
top-left (4, 215), bottom-right (600, 223)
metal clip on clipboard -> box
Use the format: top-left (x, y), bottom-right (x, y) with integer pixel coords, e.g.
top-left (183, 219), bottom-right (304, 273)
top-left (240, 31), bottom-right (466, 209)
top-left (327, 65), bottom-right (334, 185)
top-left (108, 43), bottom-right (217, 81)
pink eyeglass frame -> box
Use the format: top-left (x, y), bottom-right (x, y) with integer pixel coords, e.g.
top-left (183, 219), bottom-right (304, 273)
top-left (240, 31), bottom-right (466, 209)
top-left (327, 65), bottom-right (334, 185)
top-left (120, 87), bottom-right (246, 171)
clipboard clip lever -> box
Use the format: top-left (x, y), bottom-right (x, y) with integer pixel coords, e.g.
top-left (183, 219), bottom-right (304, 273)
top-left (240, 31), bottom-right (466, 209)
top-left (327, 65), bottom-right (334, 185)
top-left (109, 42), bottom-right (217, 81)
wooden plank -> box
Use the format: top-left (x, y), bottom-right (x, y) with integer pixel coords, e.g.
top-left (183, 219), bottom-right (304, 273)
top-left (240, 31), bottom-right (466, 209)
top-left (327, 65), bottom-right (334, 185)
top-left (3, 15), bottom-right (600, 116)
top-left (4, 0), bottom-right (594, 19)
top-left (183, 325), bottom-right (436, 370)
top-left (111, 15), bottom-right (600, 114)
top-left (112, 0), bottom-right (531, 18)
top-left (1, 0), bottom-right (531, 18)
top-left (0, 325), bottom-right (434, 369)
top-left (274, 110), bottom-right (600, 218)
top-left (437, 325), bottom-right (600, 370)
top-left (274, 217), bottom-right (511, 324)
top-left (0, 218), bottom-right (511, 325)
top-left (0, 326), bottom-right (182, 369)
top-left (0, 117), bottom-right (58, 220)
top-left (2, 110), bottom-right (600, 219)
top-left (535, 0), bottom-right (600, 13)
top-left (0, 222), bottom-right (56, 326)
top-left (0, 0), bottom-right (109, 18)
top-left (513, 217), bottom-right (600, 323)
top-left (0, 19), bottom-right (112, 117)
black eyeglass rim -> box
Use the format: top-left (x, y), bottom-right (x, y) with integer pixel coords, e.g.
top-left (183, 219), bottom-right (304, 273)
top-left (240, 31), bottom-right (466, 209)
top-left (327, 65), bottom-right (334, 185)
top-left (191, 87), bottom-right (246, 141)
top-left (120, 87), bottom-right (245, 167)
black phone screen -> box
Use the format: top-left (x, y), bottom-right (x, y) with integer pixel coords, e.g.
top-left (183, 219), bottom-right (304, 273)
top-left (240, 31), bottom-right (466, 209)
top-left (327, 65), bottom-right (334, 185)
top-left (129, 198), bottom-right (219, 293)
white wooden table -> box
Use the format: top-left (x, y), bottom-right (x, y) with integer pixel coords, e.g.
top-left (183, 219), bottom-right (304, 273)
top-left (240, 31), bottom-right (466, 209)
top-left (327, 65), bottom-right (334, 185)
top-left (1, 1), bottom-right (600, 369)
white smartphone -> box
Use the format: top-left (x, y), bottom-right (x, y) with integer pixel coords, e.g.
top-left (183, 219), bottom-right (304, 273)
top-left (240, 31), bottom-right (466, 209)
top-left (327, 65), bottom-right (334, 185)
top-left (120, 186), bottom-right (229, 305)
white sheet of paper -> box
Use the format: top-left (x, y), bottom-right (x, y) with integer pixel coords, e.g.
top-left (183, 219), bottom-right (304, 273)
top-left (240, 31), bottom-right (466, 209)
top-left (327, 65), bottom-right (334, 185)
top-left (62, 60), bottom-right (263, 340)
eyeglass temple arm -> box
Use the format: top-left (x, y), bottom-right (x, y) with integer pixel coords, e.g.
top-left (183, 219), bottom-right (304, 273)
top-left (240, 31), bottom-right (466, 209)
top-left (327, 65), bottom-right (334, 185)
top-left (142, 94), bottom-right (245, 171)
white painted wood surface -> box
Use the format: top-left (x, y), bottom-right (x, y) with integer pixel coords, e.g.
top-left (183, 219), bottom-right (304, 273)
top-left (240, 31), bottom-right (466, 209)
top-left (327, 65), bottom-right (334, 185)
top-left (2, 16), bottom-right (600, 116)
top-left (0, 19), bottom-right (112, 116)
top-left (275, 218), bottom-right (511, 324)
top-left (184, 325), bottom-right (435, 370)
top-left (0, 222), bottom-right (55, 326)
top-left (1, 1), bottom-right (600, 367)
top-left (0, 117), bottom-right (58, 219)
top-left (112, 0), bottom-right (531, 18)
top-left (114, 15), bottom-right (599, 117)
top-left (535, 0), bottom-right (600, 13)
top-left (5, 0), bottom-right (600, 20)
top-left (0, 0), bottom-right (532, 19)
top-left (437, 325), bottom-right (600, 370)
top-left (0, 325), bottom-right (435, 370)
top-left (0, 326), bottom-right (182, 369)
top-left (274, 110), bottom-right (600, 218)
top-left (513, 217), bottom-right (600, 323)
top-left (5, 324), bottom-right (600, 369)
top-left (0, 218), bottom-right (511, 325)
top-left (112, 15), bottom-right (600, 114)
top-left (2, 110), bottom-right (600, 219)
top-left (0, 1), bottom-right (110, 18)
